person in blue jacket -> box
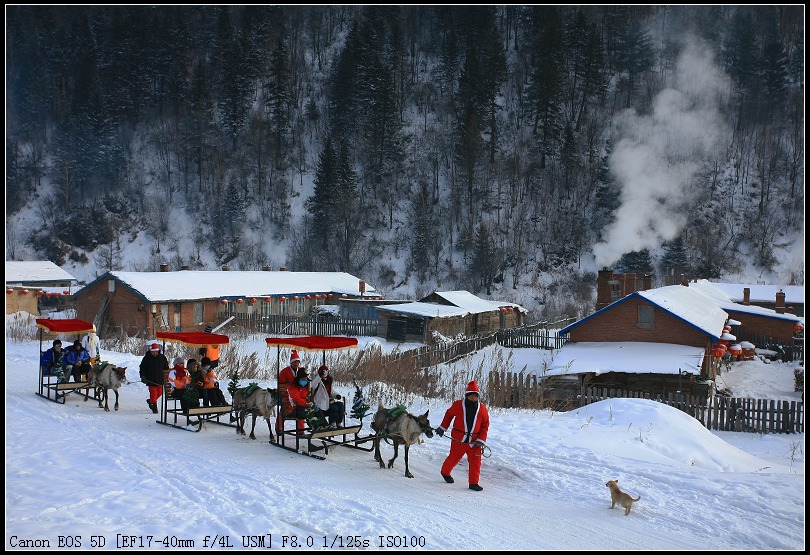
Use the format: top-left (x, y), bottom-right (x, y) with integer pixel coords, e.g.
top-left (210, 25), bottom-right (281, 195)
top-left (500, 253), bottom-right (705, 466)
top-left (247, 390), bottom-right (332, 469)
top-left (40, 339), bottom-right (65, 378)
top-left (63, 339), bottom-right (92, 382)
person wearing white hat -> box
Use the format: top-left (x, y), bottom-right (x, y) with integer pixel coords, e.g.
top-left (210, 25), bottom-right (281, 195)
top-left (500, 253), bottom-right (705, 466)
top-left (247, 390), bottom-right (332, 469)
top-left (82, 325), bottom-right (101, 365)
top-left (139, 342), bottom-right (169, 414)
top-left (435, 380), bottom-right (490, 491)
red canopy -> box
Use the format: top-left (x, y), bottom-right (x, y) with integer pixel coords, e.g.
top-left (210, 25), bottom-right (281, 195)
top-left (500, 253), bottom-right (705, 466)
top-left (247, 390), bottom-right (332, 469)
top-left (265, 336), bottom-right (358, 351)
top-left (35, 318), bottom-right (95, 334)
top-left (157, 331), bottom-right (230, 347)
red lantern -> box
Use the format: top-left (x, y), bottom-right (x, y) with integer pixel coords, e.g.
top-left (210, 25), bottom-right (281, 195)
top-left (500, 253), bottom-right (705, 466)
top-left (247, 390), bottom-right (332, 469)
top-left (305, 295), bottom-right (312, 300)
top-left (220, 299), bottom-right (228, 305)
top-left (46, 292), bottom-right (53, 298)
top-left (794, 322), bottom-right (804, 333)
top-left (36, 290), bottom-right (44, 298)
top-left (728, 344), bottom-right (743, 357)
top-left (249, 298), bottom-right (256, 304)
top-left (63, 290), bottom-right (70, 295)
top-left (313, 294), bottom-right (321, 299)
top-left (341, 294), bottom-right (348, 298)
top-left (279, 296), bottom-right (287, 302)
top-left (6, 289), bottom-right (13, 295)
top-left (327, 294), bottom-right (333, 299)
top-left (235, 298), bottom-right (243, 304)
top-left (21, 289), bottom-right (29, 295)
top-left (292, 296), bottom-right (299, 301)
top-left (264, 298), bottom-right (272, 303)
top-left (711, 346), bottom-right (726, 359)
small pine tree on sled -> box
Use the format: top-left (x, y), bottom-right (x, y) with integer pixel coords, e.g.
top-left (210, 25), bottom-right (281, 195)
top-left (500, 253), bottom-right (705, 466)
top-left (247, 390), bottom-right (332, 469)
top-left (350, 379), bottom-right (371, 422)
top-left (227, 369), bottom-right (240, 402)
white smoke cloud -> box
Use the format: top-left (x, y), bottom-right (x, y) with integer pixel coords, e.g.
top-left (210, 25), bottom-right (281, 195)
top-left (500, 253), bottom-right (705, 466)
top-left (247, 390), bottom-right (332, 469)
top-left (592, 38), bottom-right (731, 269)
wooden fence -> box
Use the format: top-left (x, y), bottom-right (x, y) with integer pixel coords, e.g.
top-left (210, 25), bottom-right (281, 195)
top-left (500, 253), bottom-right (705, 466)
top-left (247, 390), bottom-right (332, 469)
top-left (584, 387), bottom-right (803, 434)
top-left (487, 372), bottom-right (804, 434)
top-left (222, 313), bottom-right (378, 337)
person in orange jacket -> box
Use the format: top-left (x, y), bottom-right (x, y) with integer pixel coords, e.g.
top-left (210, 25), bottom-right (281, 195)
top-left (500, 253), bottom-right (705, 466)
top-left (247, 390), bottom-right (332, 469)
top-left (435, 380), bottom-right (490, 491)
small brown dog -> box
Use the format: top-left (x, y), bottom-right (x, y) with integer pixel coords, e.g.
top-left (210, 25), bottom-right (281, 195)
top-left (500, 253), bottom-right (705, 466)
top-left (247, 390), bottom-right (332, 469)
top-left (606, 479), bottom-right (640, 515)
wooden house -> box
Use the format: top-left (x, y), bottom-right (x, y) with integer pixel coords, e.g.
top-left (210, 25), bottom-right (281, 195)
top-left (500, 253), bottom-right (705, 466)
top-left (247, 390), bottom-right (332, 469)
top-left (376, 290), bottom-right (525, 343)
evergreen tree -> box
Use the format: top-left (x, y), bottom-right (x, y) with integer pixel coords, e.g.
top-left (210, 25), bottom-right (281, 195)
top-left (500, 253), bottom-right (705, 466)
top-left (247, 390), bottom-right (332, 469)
top-left (660, 236), bottom-right (689, 283)
top-left (524, 6), bottom-right (565, 168)
top-left (615, 18), bottom-right (654, 108)
top-left (307, 138), bottom-right (339, 249)
top-left (350, 380), bottom-right (371, 422)
top-left (615, 249), bottom-right (653, 274)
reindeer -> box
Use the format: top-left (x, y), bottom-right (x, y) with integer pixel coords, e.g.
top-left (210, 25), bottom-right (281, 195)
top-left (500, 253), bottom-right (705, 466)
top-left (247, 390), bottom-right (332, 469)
top-left (230, 386), bottom-right (279, 442)
top-left (372, 402), bottom-right (434, 478)
top-left (87, 363), bottom-right (127, 412)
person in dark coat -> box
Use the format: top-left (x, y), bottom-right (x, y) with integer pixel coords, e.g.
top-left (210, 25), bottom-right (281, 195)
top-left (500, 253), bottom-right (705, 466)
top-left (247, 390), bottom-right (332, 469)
top-left (139, 342), bottom-right (169, 414)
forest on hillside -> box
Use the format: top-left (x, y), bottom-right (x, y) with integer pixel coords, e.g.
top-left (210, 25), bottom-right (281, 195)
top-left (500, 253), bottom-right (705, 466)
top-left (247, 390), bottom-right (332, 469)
top-left (5, 6), bottom-right (805, 319)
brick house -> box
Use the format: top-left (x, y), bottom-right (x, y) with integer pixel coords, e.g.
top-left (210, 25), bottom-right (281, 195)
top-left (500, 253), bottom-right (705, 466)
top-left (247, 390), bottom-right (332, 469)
top-left (550, 278), bottom-right (804, 399)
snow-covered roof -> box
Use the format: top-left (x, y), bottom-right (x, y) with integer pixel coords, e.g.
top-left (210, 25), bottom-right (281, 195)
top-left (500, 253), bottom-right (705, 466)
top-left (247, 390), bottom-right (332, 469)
top-left (704, 281), bottom-right (804, 305)
top-left (548, 341), bottom-right (705, 376)
top-left (5, 261), bottom-right (78, 285)
top-left (560, 284), bottom-right (728, 340)
top-left (84, 271), bottom-right (375, 302)
top-left (376, 301), bottom-right (470, 318)
top-left (430, 290), bottom-right (516, 313)
top-left (380, 290), bottom-right (523, 318)
top-left (689, 280), bottom-right (803, 322)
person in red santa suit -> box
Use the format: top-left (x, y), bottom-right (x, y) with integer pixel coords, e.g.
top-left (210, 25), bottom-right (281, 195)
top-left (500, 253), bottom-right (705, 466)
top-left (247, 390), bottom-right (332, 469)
top-left (435, 380), bottom-right (490, 491)
top-left (276, 349), bottom-right (303, 434)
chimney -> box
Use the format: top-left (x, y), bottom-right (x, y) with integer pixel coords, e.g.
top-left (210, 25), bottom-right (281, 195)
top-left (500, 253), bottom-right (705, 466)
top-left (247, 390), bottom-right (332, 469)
top-left (776, 289), bottom-right (786, 314)
top-left (160, 263), bottom-right (169, 272)
top-left (221, 265), bottom-right (230, 271)
top-left (643, 274), bottom-right (652, 291)
top-left (279, 266), bottom-right (288, 271)
top-left (359, 280), bottom-right (366, 295)
top-left (262, 265), bottom-right (273, 271)
top-left (180, 265), bottom-right (190, 271)
top-left (623, 273), bottom-right (637, 294)
top-left (596, 269), bottom-right (614, 311)
top-left (743, 287), bottom-right (750, 305)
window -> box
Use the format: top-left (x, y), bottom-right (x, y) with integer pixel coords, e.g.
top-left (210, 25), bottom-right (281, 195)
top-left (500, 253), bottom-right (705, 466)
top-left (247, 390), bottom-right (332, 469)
top-left (638, 305), bottom-right (654, 329)
top-left (194, 302), bottom-right (204, 325)
top-left (107, 279), bottom-right (115, 292)
top-left (294, 297), bottom-right (305, 314)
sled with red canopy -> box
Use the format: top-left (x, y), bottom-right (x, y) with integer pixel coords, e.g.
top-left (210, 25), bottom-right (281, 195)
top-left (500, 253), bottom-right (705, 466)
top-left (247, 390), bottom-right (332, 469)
top-left (35, 318), bottom-right (97, 404)
top-left (265, 335), bottom-right (375, 459)
top-left (155, 330), bottom-right (235, 432)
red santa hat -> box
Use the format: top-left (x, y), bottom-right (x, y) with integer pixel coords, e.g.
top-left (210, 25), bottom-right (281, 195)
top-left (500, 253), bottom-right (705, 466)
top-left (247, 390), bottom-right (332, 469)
top-left (290, 350), bottom-right (301, 363)
top-left (465, 381), bottom-right (480, 396)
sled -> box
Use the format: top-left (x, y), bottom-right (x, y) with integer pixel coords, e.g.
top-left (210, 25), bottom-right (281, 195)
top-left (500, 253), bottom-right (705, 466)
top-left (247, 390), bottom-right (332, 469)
top-left (265, 336), bottom-right (376, 459)
top-left (35, 318), bottom-right (99, 404)
top-left (155, 331), bottom-right (236, 432)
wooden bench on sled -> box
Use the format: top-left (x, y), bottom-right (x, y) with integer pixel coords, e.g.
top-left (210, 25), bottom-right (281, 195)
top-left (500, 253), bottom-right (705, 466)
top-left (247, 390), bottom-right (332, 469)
top-left (272, 388), bottom-right (376, 459)
top-left (37, 368), bottom-right (99, 405)
top-left (157, 371), bottom-right (236, 432)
